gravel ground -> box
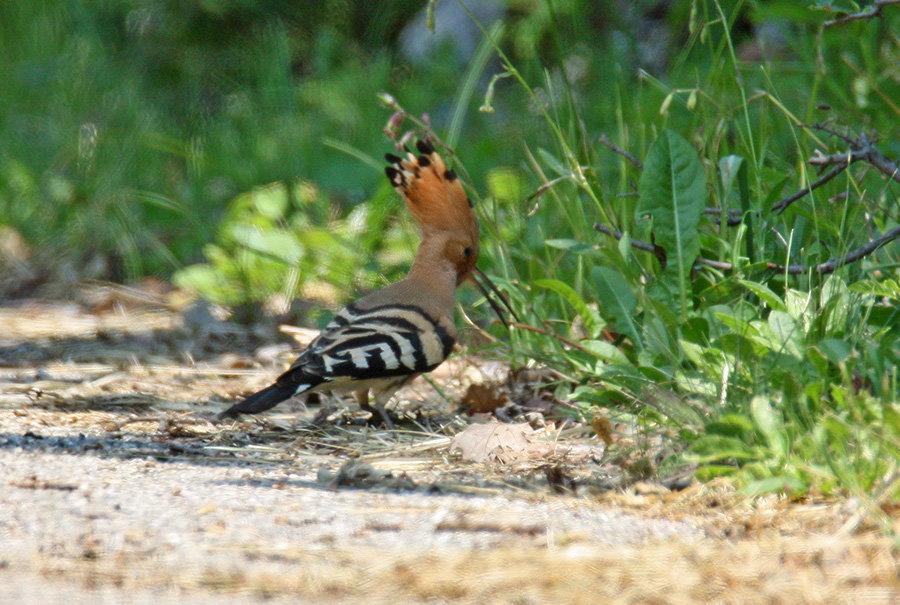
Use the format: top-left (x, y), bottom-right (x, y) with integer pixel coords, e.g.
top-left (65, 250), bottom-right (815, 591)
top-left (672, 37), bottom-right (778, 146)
top-left (0, 431), bottom-right (699, 603)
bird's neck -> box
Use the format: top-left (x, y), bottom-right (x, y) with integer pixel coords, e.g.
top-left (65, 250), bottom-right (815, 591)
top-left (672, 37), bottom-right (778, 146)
top-left (404, 242), bottom-right (458, 312)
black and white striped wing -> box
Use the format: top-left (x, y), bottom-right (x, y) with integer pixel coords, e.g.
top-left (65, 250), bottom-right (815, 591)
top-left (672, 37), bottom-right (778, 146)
top-left (283, 302), bottom-right (455, 386)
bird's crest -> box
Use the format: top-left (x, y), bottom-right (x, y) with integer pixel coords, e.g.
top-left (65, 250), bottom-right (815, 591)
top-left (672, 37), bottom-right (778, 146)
top-left (385, 140), bottom-right (476, 237)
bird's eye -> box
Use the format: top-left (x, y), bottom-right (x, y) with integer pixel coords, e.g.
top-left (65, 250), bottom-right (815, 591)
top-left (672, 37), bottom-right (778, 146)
top-left (463, 247), bottom-right (473, 257)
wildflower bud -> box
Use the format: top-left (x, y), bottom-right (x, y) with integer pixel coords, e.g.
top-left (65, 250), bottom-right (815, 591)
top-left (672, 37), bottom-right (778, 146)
top-left (383, 112), bottom-right (405, 138)
top-left (659, 93), bottom-right (673, 116)
top-left (376, 92), bottom-right (400, 110)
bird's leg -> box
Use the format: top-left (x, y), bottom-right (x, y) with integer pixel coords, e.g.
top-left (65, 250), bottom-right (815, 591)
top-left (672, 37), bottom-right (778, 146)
top-left (373, 384), bottom-right (405, 430)
top-left (354, 386), bottom-right (403, 430)
top-left (355, 389), bottom-right (373, 414)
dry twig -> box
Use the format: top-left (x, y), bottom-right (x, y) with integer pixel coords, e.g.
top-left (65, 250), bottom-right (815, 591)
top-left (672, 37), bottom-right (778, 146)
top-left (823, 0), bottom-right (900, 29)
top-left (593, 223), bottom-right (736, 272)
top-left (504, 321), bottom-right (593, 354)
top-left (770, 162), bottom-right (852, 214)
top-left (767, 225), bottom-right (900, 275)
top-left (705, 207), bottom-right (747, 226)
top-left (597, 133), bottom-right (643, 170)
top-left (771, 131), bottom-right (900, 214)
top-left (595, 220), bottom-right (900, 277)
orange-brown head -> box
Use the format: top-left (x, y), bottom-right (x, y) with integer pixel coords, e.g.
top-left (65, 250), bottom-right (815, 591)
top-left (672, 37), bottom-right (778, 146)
top-left (385, 140), bottom-right (480, 285)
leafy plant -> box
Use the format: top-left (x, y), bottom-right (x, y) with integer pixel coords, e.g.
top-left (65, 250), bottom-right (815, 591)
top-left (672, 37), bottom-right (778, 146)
top-left (454, 0), bottom-right (900, 509)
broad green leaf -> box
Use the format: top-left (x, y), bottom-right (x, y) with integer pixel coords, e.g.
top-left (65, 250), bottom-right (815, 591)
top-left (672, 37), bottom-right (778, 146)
top-left (682, 316), bottom-right (709, 344)
top-left (768, 310), bottom-right (803, 359)
top-left (807, 346), bottom-right (829, 376)
top-left (591, 266), bottom-right (642, 348)
top-left (816, 339), bottom-right (852, 364)
top-left (785, 289), bottom-right (812, 331)
top-left (719, 155), bottom-right (744, 194)
top-left (641, 313), bottom-right (676, 361)
top-left (637, 129), bottom-right (706, 319)
top-left (617, 229), bottom-right (633, 262)
top-left (706, 414), bottom-right (755, 438)
top-left (751, 396), bottom-right (787, 459)
top-left (819, 275), bottom-right (849, 336)
top-left (741, 476), bottom-right (807, 497)
top-left (679, 340), bottom-right (716, 374)
top-left (250, 183), bottom-right (290, 219)
top-left (695, 465), bottom-right (738, 480)
top-left (173, 264), bottom-right (241, 306)
top-left (714, 312), bottom-right (759, 337)
top-left (675, 371), bottom-right (717, 397)
top-left (229, 225), bottom-right (304, 265)
top-left (687, 434), bottom-right (759, 463)
top-left (581, 340), bottom-right (631, 365)
top-left (533, 278), bottom-right (601, 337)
top-left (737, 279), bottom-right (786, 312)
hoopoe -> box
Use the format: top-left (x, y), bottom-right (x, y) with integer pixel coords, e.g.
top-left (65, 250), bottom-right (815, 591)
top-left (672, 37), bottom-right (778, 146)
top-left (220, 140), bottom-right (491, 427)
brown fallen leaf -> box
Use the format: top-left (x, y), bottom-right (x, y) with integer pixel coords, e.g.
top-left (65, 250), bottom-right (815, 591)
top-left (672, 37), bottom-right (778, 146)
top-left (591, 414), bottom-right (614, 446)
top-left (450, 422), bottom-right (546, 464)
top-left (459, 382), bottom-right (508, 414)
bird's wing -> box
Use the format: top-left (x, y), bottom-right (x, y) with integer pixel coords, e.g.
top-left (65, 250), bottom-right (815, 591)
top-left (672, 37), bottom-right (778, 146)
top-left (278, 301), bottom-right (456, 388)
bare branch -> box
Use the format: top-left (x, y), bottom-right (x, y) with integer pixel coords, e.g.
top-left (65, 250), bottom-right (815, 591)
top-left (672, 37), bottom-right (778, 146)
top-left (593, 223), bottom-right (733, 272)
top-left (695, 257), bottom-right (735, 271)
top-left (504, 322), bottom-right (593, 354)
top-left (808, 122), bottom-right (856, 146)
top-left (771, 130), bottom-right (900, 214)
top-left (807, 132), bottom-right (900, 183)
top-left (525, 174), bottom-right (576, 216)
top-left (593, 223), bottom-right (657, 254)
top-left (864, 146), bottom-right (900, 183)
top-left (594, 219), bottom-right (900, 277)
top-left (705, 207), bottom-right (747, 226)
top-left (766, 225), bottom-right (900, 275)
top-left (770, 162), bottom-right (850, 214)
top-left (823, 0), bottom-right (900, 29)
top-left (597, 134), bottom-right (643, 170)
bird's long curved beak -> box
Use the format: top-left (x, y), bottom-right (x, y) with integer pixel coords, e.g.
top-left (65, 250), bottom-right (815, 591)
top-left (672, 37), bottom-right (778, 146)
top-left (469, 266), bottom-right (521, 328)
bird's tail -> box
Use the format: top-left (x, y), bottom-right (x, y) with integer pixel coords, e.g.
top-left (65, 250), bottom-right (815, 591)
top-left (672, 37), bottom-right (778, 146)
top-left (218, 383), bottom-right (298, 419)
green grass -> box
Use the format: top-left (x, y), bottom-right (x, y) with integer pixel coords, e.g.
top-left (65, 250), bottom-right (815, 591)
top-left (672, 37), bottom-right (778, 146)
top-left (467, 0), bottom-right (900, 528)
top-left (2, 1), bottom-right (900, 529)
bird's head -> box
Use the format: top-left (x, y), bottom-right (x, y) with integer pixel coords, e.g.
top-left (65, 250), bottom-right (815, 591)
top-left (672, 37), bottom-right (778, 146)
top-left (385, 140), bottom-right (480, 285)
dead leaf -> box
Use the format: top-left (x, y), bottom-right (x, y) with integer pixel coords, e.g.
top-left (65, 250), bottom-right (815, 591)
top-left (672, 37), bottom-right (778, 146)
top-left (591, 414), bottom-right (614, 445)
top-left (459, 382), bottom-right (508, 414)
top-left (449, 422), bottom-right (544, 464)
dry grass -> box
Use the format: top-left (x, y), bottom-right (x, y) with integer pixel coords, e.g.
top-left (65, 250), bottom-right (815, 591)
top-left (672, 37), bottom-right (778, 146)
top-left (27, 531), bottom-right (900, 604)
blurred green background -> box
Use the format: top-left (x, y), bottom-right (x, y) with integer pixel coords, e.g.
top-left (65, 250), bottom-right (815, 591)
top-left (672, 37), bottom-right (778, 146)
top-left (4, 0), bottom-right (868, 300)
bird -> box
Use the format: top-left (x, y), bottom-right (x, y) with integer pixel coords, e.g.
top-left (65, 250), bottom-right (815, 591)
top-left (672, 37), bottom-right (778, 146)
top-left (219, 139), bottom-right (491, 427)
